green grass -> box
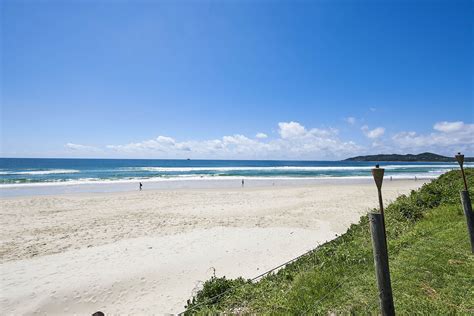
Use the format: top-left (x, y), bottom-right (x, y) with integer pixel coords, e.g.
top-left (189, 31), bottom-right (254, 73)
top-left (184, 169), bottom-right (474, 314)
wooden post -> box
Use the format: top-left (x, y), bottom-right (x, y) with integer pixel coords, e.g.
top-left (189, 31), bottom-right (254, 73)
top-left (455, 153), bottom-right (468, 191)
top-left (460, 191), bottom-right (474, 253)
top-left (455, 153), bottom-right (474, 253)
top-left (372, 165), bottom-right (387, 246)
top-left (369, 212), bottom-right (395, 316)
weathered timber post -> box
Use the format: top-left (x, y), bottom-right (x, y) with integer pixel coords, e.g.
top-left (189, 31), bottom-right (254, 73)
top-left (370, 165), bottom-right (395, 316)
top-left (372, 165), bottom-right (387, 246)
top-left (369, 213), bottom-right (395, 316)
top-left (455, 153), bottom-right (474, 253)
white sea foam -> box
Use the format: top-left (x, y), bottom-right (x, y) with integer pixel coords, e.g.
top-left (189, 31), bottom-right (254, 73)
top-left (120, 164), bottom-right (461, 172)
top-left (0, 164), bottom-right (463, 177)
top-left (0, 169), bottom-right (80, 175)
top-left (0, 173), bottom-right (439, 189)
top-left (0, 163), bottom-right (466, 191)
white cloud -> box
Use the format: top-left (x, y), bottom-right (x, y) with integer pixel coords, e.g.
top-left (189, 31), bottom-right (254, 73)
top-left (278, 121), bottom-right (307, 139)
top-left (433, 121), bottom-right (464, 133)
top-left (156, 136), bottom-right (175, 144)
top-left (102, 121), bottom-right (360, 159)
top-left (368, 127), bottom-right (385, 139)
top-left (361, 125), bottom-right (385, 139)
top-left (65, 143), bottom-right (99, 151)
top-left (278, 121), bottom-right (338, 139)
top-left (392, 121), bottom-right (474, 154)
top-left (106, 136), bottom-right (179, 152)
top-left (344, 117), bottom-right (356, 125)
top-left (64, 120), bottom-right (474, 159)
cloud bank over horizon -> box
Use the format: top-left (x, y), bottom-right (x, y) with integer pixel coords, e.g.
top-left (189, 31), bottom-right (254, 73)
top-left (59, 120), bottom-right (474, 160)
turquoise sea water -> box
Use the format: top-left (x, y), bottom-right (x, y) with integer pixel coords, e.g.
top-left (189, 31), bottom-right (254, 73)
top-left (0, 158), bottom-right (465, 186)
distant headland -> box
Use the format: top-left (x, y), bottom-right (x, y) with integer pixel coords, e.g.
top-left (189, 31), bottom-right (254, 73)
top-left (344, 152), bottom-right (474, 162)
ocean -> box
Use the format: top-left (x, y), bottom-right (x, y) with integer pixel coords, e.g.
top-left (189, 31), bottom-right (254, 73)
top-left (0, 157), bottom-right (464, 185)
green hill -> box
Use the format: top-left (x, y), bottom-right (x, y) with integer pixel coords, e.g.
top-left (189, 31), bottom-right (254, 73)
top-left (184, 169), bottom-right (474, 314)
top-left (344, 152), bottom-right (474, 162)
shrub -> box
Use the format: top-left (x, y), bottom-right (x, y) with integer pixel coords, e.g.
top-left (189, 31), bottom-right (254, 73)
top-left (185, 276), bottom-right (249, 313)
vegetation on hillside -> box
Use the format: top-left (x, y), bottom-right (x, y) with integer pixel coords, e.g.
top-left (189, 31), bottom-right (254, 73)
top-left (344, 152), bottom-right (474, 162)
top-left (184, 168), bottom-right (474, 314)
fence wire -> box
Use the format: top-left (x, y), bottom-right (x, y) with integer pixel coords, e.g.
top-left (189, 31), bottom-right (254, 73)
top-left (179, 243), bottom-right (324, 315)
top-left (181, 219), bottom-right (470, 315)
top-left (305, 232), bottom-right (467, 313)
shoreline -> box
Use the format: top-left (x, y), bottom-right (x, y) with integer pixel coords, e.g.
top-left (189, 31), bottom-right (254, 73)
top-left (1, 180), bottom-right (428, 314)
top-left (0, 176), bottom-right (432, 197)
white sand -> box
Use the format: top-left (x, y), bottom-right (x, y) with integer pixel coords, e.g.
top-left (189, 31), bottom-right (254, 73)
top-left (0, 180), bottom-right (426, 314)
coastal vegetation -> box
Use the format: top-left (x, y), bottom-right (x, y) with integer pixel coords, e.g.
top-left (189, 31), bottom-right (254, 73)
top-left (185, 168), bottom-right (474, 314)
top-left (344, 152), bottom-right (474, 162)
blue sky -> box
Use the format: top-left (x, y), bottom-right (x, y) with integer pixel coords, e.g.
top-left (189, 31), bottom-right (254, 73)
top-left (1, 0), bottom-right (473, 159)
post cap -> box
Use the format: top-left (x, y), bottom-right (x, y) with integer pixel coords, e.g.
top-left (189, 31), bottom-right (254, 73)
top-left (372, 165), bottom-right (384, 190)
top-left (455, 152), bottom-right (464, 167)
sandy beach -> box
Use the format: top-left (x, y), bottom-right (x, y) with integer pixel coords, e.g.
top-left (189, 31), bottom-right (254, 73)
top-left (0, 180), bottom-right (427, 314)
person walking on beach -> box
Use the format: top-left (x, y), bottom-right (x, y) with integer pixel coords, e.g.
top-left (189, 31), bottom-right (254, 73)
top-left (241, 179), bottom-right (244, 188)
top-left (139, 182), bottom-right (143, 191)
